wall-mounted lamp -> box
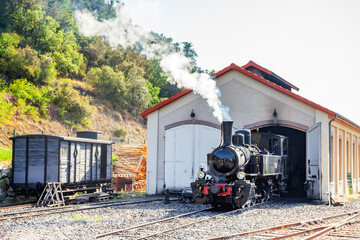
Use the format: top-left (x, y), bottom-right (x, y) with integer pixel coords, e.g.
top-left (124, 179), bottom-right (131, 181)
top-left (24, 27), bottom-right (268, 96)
top-left (190, 109), bottom-right (195, 118)
top-left (272, 108), bottom-right (277, 118)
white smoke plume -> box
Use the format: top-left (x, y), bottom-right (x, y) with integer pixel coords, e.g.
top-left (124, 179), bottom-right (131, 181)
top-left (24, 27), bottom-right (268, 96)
top-left (75, 4), bottom-right (231, 122)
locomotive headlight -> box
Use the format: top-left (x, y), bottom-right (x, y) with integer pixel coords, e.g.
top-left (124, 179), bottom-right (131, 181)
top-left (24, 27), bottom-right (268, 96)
top-left (197, 171), bottom-right (206, 179)
top-left (237, 171), bottom-right (246, 179)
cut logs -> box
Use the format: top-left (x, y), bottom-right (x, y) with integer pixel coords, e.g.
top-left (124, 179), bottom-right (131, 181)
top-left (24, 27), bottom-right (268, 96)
top-left (113, 145), bottom-right (146, 191)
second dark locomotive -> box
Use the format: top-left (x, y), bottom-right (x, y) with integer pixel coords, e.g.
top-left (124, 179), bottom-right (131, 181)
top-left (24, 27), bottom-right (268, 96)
top-left (191, 121), bottom-right (288, 208)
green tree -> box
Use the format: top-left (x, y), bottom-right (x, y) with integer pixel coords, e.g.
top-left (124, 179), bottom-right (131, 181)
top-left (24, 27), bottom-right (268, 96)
top-left (0, 32), bottom-right (56, 84)
top-left (10, 4), bottom-right (43, 40)
top-left (10, 4), bottom-right (84, 77)
top-left (0, 32), bottom-right (21, 55)
top-left (80, 36), bottom-right (109, 70)
top-left (45, 0), bottom-right (77, 32)
top-left (52, 31), bottom-right (84, 76)
top-left (115, 50), bottom-right (147, 76)
top-left (71, 0), bottom-right (119, 21)
top-left (87, 65), bottom-right (127, 111)
top-left (147, 81), bottom-right (160, 106)
top-left (105, 48), bottom-right (123, 69)
top-left (34, 16), bottom-right (63, 52)
top-left (0, 44), bottom-right (41, 84)
top-left (144, 58), bottom-right (180, 99)
top-left (125, 66), bottom-right (151, 114)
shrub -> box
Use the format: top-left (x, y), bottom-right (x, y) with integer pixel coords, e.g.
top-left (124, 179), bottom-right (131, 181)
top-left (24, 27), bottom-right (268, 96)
top-left (113, 126), bottom-right (128, 138)
top-left (50, 79), bottom-right (92, 127)
top-left (0, 91), bottom-right (16, 127)
top-left (7, 78), bottom-right (50, 119)
top-left (0, 148), bottom-right (12, 162)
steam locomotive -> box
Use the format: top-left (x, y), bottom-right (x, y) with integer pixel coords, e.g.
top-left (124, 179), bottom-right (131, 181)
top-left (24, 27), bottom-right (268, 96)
top-left (190, 121), bottom-right (288, 208)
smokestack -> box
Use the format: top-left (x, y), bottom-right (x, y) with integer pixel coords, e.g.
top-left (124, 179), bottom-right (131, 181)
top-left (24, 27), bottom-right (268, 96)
top-left (236, 129), bottom-right (251, 145)
top-left (221, 121), bottom-right (233, 147)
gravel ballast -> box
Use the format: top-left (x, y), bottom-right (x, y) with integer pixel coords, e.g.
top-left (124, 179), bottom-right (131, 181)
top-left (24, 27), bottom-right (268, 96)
top-left (1, 196), bottom-right (360, 239)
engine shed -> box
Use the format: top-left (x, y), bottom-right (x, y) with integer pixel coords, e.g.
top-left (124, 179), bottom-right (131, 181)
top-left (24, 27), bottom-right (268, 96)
top-left (141, 60), bottom-right (360, 201)
top-left (10, 131), bottom-right (113, 190)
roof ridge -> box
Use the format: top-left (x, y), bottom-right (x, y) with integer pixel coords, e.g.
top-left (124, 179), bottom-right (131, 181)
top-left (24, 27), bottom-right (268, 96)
top-left (242, 60), bottom-right (300, 91)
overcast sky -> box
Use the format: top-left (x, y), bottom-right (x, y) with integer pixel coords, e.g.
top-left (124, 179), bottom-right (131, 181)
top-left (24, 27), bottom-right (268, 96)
top-left (122, 0), bottom-right (360, 125)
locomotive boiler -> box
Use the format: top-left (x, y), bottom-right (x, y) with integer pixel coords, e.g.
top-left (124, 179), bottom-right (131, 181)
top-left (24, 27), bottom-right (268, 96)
top-left (190, 121), bottom-right (288, 208)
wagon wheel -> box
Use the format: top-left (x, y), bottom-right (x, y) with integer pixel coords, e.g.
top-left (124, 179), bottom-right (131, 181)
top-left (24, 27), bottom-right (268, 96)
top-left (178, 195), bottom-right (186, 203)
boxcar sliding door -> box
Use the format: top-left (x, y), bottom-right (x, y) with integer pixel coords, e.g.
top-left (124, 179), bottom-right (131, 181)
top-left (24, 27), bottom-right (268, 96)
top-left (99, 144), bottom-right (112, 181)
top-left (28, 137), bottom-right (45, 184)
top-left (70, 142), bottom-right (77, 183)
top-left (85, 143), bottom-right (92, 181)
top-left (92, 144), bottom-right (101, 181)
top-left (100, 145), bottom-right (107, 180)
top-left (59, 141), bottom-right (70, 183)
top-left (13, 139), bottom-right (26, 184)
top-left (106, 145), bottom-right (112, 180)
top-left (78, 143), bottom-right (86, 182)
top-left (46, 138), bottom-right (59, 183)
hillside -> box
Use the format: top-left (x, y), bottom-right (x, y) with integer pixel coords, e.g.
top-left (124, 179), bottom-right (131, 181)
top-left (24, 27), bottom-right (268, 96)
top-left (0, 78), bottom-right (147, 150)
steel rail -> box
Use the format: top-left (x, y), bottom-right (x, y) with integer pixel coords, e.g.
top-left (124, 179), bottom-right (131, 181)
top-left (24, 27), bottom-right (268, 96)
top-left (0, 198), bottom-right (171, 222)
top-left (206, 210), bottom-right (360, 240)
top-left (134, 207), bottom-right (262, 240)
top-left (0, 203), bottom-right (35, 211)
top-left (0, 197), bottom-right (170, 218)
top-left (302, 212), bottom-right (360, 240)
top-left (97, 199), bottom-right (269, 239)
top-left (96, 207), bottom-right (214, 238)
top-left (270, 225), bottom-right (329, 240)
top-left (271, 218), bottom-right (360, 240)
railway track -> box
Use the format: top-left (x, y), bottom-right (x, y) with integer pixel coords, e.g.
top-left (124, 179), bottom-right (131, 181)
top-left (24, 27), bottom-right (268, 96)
top-left (0, 197), bottom-right (175, 222)
top-left (323, 217), bottom-right (360, 239)
top-left (96, 200), bottom-right (269, 239)
top-left (0, 202), bottom-right (36, 211)
top-left (207, 210), bottom-right (360, 240)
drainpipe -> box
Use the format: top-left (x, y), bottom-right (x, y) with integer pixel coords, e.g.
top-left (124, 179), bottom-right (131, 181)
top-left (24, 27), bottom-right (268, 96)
top-left (328, 113), bottom-right (337, 205)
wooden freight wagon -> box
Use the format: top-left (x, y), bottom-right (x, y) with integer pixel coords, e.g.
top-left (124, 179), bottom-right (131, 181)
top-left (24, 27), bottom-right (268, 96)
top-left (9, 131), bottom-right (113, 192)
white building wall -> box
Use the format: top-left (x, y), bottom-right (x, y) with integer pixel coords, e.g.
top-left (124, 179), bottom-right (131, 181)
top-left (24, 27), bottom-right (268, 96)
top-left (146, 69), bottom-right (332, 197)
top-left (315, 110), bottom-right (330, 201)
top-left (146, 110), bottom-right (159, 194)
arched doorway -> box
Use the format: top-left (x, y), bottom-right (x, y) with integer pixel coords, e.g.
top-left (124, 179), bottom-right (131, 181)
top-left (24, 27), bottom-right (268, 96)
top-left (251, 125), bottom-right (306, 196)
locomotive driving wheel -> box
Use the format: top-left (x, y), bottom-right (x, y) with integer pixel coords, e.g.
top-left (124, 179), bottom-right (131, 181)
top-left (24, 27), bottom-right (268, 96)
top-left (233, 190), bottom-right (247, 208)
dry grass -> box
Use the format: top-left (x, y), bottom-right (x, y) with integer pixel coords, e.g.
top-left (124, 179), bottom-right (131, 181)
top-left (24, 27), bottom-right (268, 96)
top-left (67, 78), bottom-right (96, 95)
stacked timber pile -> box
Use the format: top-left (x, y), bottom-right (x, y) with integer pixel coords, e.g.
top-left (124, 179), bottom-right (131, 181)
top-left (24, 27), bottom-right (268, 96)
top-left (113, 145), bottom-right (146, 191)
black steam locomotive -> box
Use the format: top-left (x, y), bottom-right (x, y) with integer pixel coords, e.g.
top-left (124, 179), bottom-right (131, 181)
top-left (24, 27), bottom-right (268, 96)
top-left (190, 121), bottom-right (288, 208)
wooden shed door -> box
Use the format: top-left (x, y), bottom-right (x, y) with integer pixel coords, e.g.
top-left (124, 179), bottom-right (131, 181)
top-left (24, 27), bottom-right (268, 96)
top-left (306, 122), bottom-right (321, 199)
top-left (164, 124), bottom-right (220, 191)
